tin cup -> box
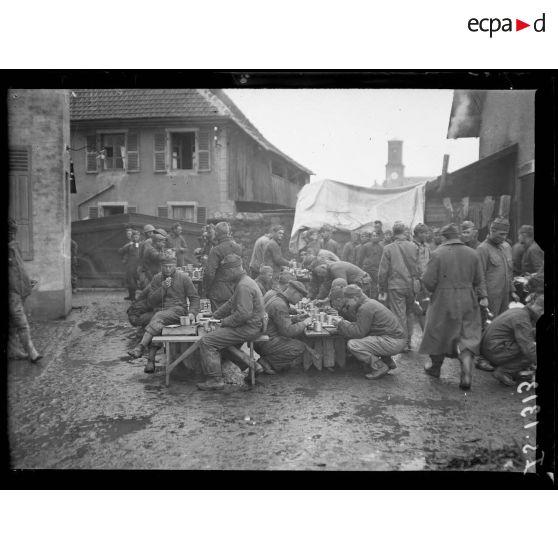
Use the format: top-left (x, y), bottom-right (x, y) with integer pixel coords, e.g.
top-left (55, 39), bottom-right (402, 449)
top-left (314, 321), bottom-right (323, 332)
top-left (180, 315), bottom-right (190, 326)
top-left (327, 314), bottom-right (334, 326)
top-left (319, 311), bottom-right (326, 323)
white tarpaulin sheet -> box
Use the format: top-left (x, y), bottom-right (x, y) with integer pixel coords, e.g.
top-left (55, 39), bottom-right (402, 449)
top-left (289, 178), bottom-right (426, 253)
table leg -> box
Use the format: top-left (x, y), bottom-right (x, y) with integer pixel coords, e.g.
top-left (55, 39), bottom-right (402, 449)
top-left (166, 340), bottom-right (201, 387)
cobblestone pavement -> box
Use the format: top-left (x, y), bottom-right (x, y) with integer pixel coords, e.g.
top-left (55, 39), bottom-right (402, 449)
top-left (7, 291), bottom-right (531, 471)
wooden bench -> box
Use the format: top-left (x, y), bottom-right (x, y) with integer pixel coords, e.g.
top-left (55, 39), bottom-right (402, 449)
top-left (152, 334), bottom-right (270, 387)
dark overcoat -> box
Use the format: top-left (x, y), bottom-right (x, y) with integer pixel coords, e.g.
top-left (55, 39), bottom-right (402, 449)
top-left (419, 239), bottom-right (487, 356)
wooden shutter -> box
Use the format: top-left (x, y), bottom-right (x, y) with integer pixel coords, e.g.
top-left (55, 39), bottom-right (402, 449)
top-left (126, 133), bottom-right (140, 172)
top-left (86, 134), bottom-right (98, 173)
top-left (196, 206), bottom-right (207, 224)
top-left (197, 129), bottom-right (211, 172)
top-left (89, 206), bottom-right (99, 219)
top-left (157, 206), bottom-right (169, 218)
top-left (127, 206), bottom-right (137, 214)
top-left (9, 146), bottom-right (33, 260)
top-left (153, 132), bottom-right (167, 172)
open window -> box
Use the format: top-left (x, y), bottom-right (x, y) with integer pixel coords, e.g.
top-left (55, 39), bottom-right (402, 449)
top-left (85, 131), bottom-right (140, 173)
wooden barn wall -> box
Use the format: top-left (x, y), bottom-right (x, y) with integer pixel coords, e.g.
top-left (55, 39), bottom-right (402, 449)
top-left (227, 129), bottom-right (299, 208)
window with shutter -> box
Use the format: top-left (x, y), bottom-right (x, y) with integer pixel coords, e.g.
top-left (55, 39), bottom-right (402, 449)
top-left (157, 206), bottom-right (169, 218)
top-left (154, 132), bottom-right (167, 172)
top-left (86, 134), bottom-right (99, 173)
top-left (9, 146), bottom-right (33, 260)
top-left (127, 133), bottom-right (140, 172)
top-left (196, 206), bottom-right (207, 224)
top-left (89, 206), bottom-right (99, 219)
top-left (197, 129), bottom-right (211, 172)
top-left (127, 206), bottom-right (137, 214)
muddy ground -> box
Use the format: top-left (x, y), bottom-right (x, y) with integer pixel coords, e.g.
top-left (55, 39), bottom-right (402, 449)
top-left (7, 291), bottom-right (531, 471)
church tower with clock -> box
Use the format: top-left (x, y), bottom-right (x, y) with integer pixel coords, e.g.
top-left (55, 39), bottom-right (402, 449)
top-left (385, 139), bottom-right (405, 187)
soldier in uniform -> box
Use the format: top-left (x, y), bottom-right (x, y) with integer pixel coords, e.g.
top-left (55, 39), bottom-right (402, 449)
top-left (480, 294), bottom-right (543, 386)
top-left (334, 285), bottom-right (406, 380)
top-left (320, 224), bottom-right (340, 256)
top-left (8, 218), bottom-right (42, 362)
top-left (254, 265), bottom-right (274, 296)
top-left (118, 229), bottom-right (141, 301)
top-left (341, 231), bottom-right (360, 265)
top-left (263, 225), bottom-right (291, 283)
top-left (312, 260), bottom-right (371, 302)
top-left (205, 221), bottom-right (243, 311)
top-left (254, 280), bottom-right (313, 373)
top-left (477, 217), bottom-right (519, 316)
top-left (419, 223), bottom-right (488, 390)
top-left (197, 254), bottom-right (265, 391)
top-left (128, 250), bottom-right (200, 373)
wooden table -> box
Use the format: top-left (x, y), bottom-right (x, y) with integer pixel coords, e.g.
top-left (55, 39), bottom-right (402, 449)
top-left (303, 327), bottom-right (346, 371)
top-left (152, 334), bottom-right (203, 387)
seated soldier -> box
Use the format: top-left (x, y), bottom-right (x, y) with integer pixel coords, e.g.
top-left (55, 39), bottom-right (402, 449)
top-left (127, 250), bottom-right (200, 373)
top-left (255, 265), bottom-right (274, 296)
top-left (334, 285), bottom-right (407, 380)
top-left (480, 294), bottom-right (543, 386)
top-left (255, 280), bottom-right (313, 373)
top-left (263, 271), bottom-right (295, 304)
top-left (326, 278), bottom-right (356, 321)
top-left (197, 254), bottom-right (265, 391)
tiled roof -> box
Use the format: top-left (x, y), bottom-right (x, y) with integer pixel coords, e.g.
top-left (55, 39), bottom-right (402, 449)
top-left (70, 88), bottom-right (312, 175)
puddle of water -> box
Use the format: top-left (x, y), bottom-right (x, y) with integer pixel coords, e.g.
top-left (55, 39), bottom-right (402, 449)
top-left (78, 321), bottom-right (96, 331)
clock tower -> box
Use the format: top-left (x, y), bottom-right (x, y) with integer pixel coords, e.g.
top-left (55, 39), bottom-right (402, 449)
top-left (385, 139), bottom-right (404, 187)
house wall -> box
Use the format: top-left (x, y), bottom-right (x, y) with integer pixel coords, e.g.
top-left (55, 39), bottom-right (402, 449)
top-left (70, 122), bottom-right (234, 221)
top-left (479, 90), bottom-right (536, 231)
top-left (8, 89), bottom-right (72, 320)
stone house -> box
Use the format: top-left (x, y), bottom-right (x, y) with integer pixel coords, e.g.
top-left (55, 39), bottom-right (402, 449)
top-left (8, 89), bottom-right (72, 319)
top-left (69, 89), bottom-right (312, 223)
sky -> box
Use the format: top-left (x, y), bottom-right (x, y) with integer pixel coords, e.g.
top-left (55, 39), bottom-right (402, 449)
top-left (225, 89), bottom-right (479, 186)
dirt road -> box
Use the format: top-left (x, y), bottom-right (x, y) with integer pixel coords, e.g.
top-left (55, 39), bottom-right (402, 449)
top-left (8, 291), bottom-right (530, 471)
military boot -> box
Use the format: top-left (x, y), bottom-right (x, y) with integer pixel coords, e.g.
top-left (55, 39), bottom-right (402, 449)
top-left (459, 350), bottom-right (474, 390)
top-left (197, 378), bottom-right (225, 391)
top-left (18, 329), bottom-right (42, 363)
top-left (424, 355), bottom-right (444, 378)
top-left (365, 357), bottom-right (390, 380)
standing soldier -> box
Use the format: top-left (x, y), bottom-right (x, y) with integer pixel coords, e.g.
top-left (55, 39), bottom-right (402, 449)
top-left (320, 225), bottom-right (340, 256)
top-left (118, 229), bottom-right (141, 301)
top-left (8, 218), bottom-right (42, 362)
top-left (461, 220), bottom-right (480, 250)
top-left (341, 231), bottom-right (360, 265)
top-left (205, 221), bottom-right (243, 311)
top-left (419, 223), bottom-right (488, 390)
top-left (378, 221), bottom-right (420, 352)
top-left (249, 228), bottom-right (272, 279)
top-left (477, 217), bottom-right (518, 316)
top-left (304, 228), bottom-right (322, 257)
top-left (518, 225), bottom-right (543, 275)
top-left (168, 223), bottom-right (192, 267)
top-left (263, 225), bottom-right (291, 284)
top-left (137, 224), bottom-right (156, 289)
top-left (359, 230), bottom-right (384, 299)
top-left (411, 223), bottom-right (432, 330)
top-left (141, 233), bottom-right (167, 287)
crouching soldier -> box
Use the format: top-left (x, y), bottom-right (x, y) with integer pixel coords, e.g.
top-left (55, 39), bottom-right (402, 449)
top-left (480, 294), bottom-right (543, 386)
top-left (255, 280), bottom-right (313, 373)
top-left (334, 285), bottom-right (407, 380)
top-left (127, 250), bottom-right (200, 373)
top-left (197, 254), bottom-right (265, 391)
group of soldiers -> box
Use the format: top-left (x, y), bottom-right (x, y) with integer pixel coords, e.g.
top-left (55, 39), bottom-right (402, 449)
top-left (122, 215), bottom-right (543, 392)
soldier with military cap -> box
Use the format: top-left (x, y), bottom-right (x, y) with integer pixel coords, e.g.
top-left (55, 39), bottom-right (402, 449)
top-left (205, 221), bottom-right (243, 311)
top-left (517, 224), bottom-right (543, 275)
top-left (197, 254), bottom-right (266, 390)
top-left (333, 285), bottom-right (406, 380)
top-left (118, 229), bottom-right (141, 301)
top-left (460, 220), bottom-right (480, 250)
top-left (419, 223), bottom-right (488, 390)
top-left (254, 280), bottom-right (314, 373)
top-left (128, 249), bottom-right (200, 373)
top-left (477, 217), bottom-right (519, 316)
